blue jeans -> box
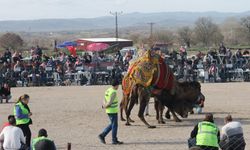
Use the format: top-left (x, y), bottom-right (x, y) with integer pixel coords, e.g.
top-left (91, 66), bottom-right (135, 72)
top-left (101, 113), bottom-right (118, 142)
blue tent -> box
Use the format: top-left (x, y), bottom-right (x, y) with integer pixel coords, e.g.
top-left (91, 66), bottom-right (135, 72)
top-left (56, 41), bottom-right (77, 48)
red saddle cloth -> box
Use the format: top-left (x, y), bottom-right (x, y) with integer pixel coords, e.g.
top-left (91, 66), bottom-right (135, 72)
top-left (152, 58), bottom-right (174, 90)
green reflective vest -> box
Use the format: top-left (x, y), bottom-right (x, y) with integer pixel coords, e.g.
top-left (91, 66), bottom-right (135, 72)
top-left (13, 102), bottom-right (30, 125)
top-left (196, 121), bottom-right (219, 147)
top-left (105, 87), bottom-right (118, 114)
top-left (32, 136), bottom-right (51, 150)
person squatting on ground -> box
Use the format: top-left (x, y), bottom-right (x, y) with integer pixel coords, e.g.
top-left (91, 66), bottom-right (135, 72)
top-left (0, 83), bottom-right (12, 103)
top-left (219, 115), bottom-right (246, 150)
top-left (188, 113), bottom-right (220, 150)
top-left (0, 115), bottom-right (26, 150)
top-left (32, 129), bottom-right (56, 150)
top-left (14, 94), bottom-right (33, 149)
top-left (98, 79), bottom-right (123, 145)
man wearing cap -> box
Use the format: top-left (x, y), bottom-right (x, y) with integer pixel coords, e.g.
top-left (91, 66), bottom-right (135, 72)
top-left (98, 79), bottom-right (123, 145)
top-left (32, 129), bottom-right (56, 150)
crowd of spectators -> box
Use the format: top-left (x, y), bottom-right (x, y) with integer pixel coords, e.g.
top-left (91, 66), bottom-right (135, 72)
top-left (0, 45), bottom-right (124, 87)
top-left (0, 44), bottom-right (249, 88)
top-left (164, 44), bottom-right (250, 83)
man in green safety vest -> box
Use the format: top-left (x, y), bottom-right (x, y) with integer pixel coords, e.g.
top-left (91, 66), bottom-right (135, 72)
top-left (188, 113), bottom-right (220, 150)
top-left (32, 129), bottom-right (56, 150)
top-left (98, 79), bottom-right (123, 145)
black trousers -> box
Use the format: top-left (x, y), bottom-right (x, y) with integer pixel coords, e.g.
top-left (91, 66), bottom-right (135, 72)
top-left (17, 124), bottom-right (31, 148)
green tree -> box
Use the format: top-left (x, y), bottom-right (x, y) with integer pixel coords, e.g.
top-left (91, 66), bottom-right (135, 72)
top-left (0, 32), bottom-right (24, 50)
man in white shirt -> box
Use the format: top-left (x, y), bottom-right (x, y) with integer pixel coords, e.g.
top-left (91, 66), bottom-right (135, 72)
top-left (0, 115), bottom-right (25, 150)
top-left (220, 115), bottom-right (246, 150)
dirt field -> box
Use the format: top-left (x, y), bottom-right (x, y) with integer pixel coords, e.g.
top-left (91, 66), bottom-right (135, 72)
top-left (0, 83), bottom-right (249, 150)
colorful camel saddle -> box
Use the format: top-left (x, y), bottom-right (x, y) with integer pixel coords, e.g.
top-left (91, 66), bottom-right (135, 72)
top-left (122, 50), bottom-right (174, 95)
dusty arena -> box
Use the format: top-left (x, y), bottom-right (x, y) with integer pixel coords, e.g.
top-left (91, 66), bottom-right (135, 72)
top-left (0, 83), bottom-right (249, 150)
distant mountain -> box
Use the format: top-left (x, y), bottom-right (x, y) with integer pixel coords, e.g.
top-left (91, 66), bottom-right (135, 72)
top-left (0, 11), bottom-right (250, 32)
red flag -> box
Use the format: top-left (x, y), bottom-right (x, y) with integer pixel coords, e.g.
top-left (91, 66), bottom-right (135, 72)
top-left (67, 46), bottom-right (76, 57)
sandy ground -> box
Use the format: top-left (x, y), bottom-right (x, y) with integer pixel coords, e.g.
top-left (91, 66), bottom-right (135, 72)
top-left (0, 83), bottom-right (249, 150)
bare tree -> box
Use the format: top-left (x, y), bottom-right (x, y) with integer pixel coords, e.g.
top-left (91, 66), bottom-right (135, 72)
top-left (177, 26), bottom-right (192, 48)
top-left (154, 30), bottom-right (174, 44)
top-left (194, 17), bottom-right (222, 47)
top-left (0, 32), bottom-right (24, 50)
top-left (241, 16), bottom-right (250, 43)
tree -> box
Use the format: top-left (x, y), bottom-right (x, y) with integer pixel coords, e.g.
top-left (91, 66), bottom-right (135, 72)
top-left (220, 17), bottom-right (242, 45)
top-left (154, 30), bottom-right (174, 44)
top-left (241, 16), bottom-right (250, 43)
top-left (0, 32), bottom-right (24, 50)
top-left (177, 26), bottom-right (192, 48)
top-left (194, 17), bottom-right (223, 47)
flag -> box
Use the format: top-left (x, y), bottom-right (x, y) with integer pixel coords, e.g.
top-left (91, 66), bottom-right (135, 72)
top-left (67, 46), bottom-right (77, 57)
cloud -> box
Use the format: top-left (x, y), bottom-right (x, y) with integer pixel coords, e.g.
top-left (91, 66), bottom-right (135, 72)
top-left (115, 0), bottom-right (128, 5)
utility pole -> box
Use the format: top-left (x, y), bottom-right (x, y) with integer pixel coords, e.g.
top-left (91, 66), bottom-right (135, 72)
top-left (148, 22), bottom-right (155, 47)
top-left (110, 11), bottom-right (123, 40)
top-left (148, 22), bottom-right (155, 38)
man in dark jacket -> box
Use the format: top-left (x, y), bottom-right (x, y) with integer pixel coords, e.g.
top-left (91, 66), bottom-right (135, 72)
top-left (0, 83), bottom-right (12, 103)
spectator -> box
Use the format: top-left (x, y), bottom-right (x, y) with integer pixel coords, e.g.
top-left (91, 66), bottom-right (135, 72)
top-left (4, 49), bottom-right (12, 63)
top-left (219, 43), bottom-right (227, 55)
top-left (35, 45), bottom-right (43, 58)
top-left (12, 51), bottom-right (20, 63)
top-left (188, 113), bottom-right (220, 150)
top-left (32, 129), bottom-right (56, 150)
top-left (219, 115), bottom-right (246, 150)
top-left (0, 115), bottom-right (25, 150)
top-left (83, 52), bottom-right (92, 64)
top-left (98, 79), bottom-right (123, 145)
top-left (1, 115), bottom-right (15, 131)
top-left (14, 94), bottom-right (32, 149)
top-left (0, 83), bottom-right (12, 103)
top-left (243, 49), bottom-right (249, 56)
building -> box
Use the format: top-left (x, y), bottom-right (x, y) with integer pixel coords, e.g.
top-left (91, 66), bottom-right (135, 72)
top-left (76, 38), bottom-right (133, 50)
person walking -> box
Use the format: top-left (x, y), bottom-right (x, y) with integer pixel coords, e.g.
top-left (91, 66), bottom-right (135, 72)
top-left (188, 113), bottom-right (220, 150)
top-left (98, 79), bottom-right (123, 145)
top-left (0, 115), bottom-right (25, 150)
top-left (220, 115), bottom-right (246, 150)
top-left (14, 94), bottom-right (32, 149)
top-left (32, 129), bottom-right (56, 150)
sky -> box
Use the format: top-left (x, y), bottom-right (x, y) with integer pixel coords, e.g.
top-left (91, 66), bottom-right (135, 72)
top-left (0, 0), bottom-right (249, 20)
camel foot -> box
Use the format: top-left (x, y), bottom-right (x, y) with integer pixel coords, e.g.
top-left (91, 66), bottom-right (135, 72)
top-left (158, 120), bottom-right (166, 124)
top-left (174, 118), bottom-right (182, 122)
top-left (128, 118), bottom-right (135, 123)
top-left (121, 118), bottom-right (126, 121)
top-left (148, 125), bottom-right (156, 129)
top-left (165, 113), bottom-right (171, 119)
top-left (125, 122), bottom-right (131, 126)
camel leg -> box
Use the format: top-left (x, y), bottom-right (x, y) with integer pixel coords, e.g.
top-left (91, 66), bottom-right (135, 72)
top-left (154, 98), bottom-right (165, 124)
top-left (169, 108), bottom-right (182, 122)
top-left (165, 108), bottom-right (171, 119)
top-left (125, 96), bottom-right (136, 126)
top-left (158, 101), bottom-right (165, 124)
top-left (154, 98), bottom-right (159, 121)
top-left (138, 88), bottom-right (156, 128)
top-left (120, 95), bottom-right (126, 121)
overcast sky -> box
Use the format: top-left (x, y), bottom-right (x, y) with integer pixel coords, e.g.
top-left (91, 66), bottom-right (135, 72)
top-left (0, 0), bottom-right (249, 20)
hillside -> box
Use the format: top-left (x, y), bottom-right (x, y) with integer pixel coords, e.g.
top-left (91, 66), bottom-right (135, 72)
top-left (0, 11), bottom-right (250, 32)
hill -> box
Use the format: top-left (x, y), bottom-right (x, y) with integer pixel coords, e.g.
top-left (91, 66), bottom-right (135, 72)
top-left (0, 11), bottom-right (250, 32)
